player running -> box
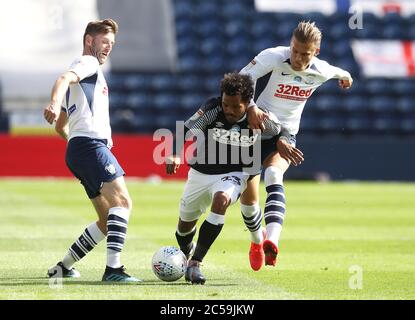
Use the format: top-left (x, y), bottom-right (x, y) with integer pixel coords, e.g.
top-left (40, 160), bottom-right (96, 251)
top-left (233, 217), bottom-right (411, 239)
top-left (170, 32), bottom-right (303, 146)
top-left (166, 72), bottom-right (303, 284)
top-left (44, 19), bottom-right (140, 282)
top-left (240, 21), bottom-right (353, 269)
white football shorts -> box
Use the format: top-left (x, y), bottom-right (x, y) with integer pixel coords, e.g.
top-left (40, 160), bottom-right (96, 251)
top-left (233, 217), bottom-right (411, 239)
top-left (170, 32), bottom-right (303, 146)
top-left (179, 168), bottom-right (249, 222)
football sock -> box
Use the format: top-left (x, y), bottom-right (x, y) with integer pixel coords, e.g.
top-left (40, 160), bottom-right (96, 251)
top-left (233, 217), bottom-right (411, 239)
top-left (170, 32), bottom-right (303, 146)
top-left (192, 212), bottom-right (224, 262)
top-left (264, 166), bottom-right (285, 246)
top-left (106, 207), bottom-right (130, 268)
top-left (63, 221), bottom-right (105, 269)
top-left (241, 203), bottom-right (263, 244)
top-left (175, 226), bottom-right (197, 256)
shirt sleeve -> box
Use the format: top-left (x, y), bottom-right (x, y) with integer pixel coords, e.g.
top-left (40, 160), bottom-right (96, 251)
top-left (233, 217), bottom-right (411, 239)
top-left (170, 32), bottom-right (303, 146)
top-left (68, 55), bottom-right (99, 81)
top-left (261, 109), bottom-right (281, 137)
top-left (319, 60), bottom-right (352, 80)
top-left (240, 47), bottom-right (286, 81)
top-left (184, 97), bottom-right (220, 133)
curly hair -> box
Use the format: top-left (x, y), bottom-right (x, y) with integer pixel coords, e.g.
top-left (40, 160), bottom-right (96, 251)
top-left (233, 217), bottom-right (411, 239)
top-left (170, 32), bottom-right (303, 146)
top-left (220, 72), bottom-right (254, 103)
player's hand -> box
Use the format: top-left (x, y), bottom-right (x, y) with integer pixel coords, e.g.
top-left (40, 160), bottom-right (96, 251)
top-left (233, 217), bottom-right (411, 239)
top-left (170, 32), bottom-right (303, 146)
top-left (338, 77), bottom-right (353, 89)
top-left (247, 105), bottom-right (270, 131)
top-left (166, 155), bottom-right (181, 175)
top-left (277, 139), bottom-right (304, 166)
top-left (44, 103), bottom-right (59, 124)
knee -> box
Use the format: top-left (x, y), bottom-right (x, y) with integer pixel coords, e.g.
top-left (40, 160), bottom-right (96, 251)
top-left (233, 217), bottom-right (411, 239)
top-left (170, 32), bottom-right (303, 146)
top-left (211, 192), bottom-right (231, 214)
top-left (264, 166), bottom-right (284, 186)
top-left (114, 192), bottom-right (132, 210)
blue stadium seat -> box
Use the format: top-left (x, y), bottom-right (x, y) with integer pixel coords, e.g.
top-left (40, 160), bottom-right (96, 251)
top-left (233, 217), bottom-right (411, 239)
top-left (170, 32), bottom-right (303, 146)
top-left (153, 94), bottom-right (180, 110)
top-left (126, 93), bottom-right (150, 110)
top-left (382, 24), bottom-right (405, 39)
top-left (150, 74), bottom-right (177, 92)
top-left (396, 98), bottom-right (415, 114)
top-left (109, 93), bottom-right (127, 109)
top-left (383, 12), bottom-right (403, 26)
top-left (353, 24), bottom-right (381, 38)
top-left (393, 79), bottom-right (415, 95)
top-left (199, 37), bottom-right (225, 56)
top-left (318, 116), bottom-right (346, 133)
top-left (224, 20), bottom-right (250, 38)
top-left (401, 117), bottom-right (415, 134)
top-left (329, 22), bottom-right (351, 39)
top-left (366, 79), bottom-right (393, 96)
top-left (179, 56), bottom-right (201, 72)
top-left (368, 96), bottom-right (395, 113)
top-left (314, 95), bottom-right (341, 112)
top-left (226, 38), bottom-right (252, 56)
top-left (345, 117), bottom-right (373, 134)
top-left (177, 75), bottom-right (203, 92)
top-left (200, 56), bottom-right (225, 73)
top-left (175, 19), bottom-right (195, 37)
top-left (373, 116), bottom-right (401, 133)
top-left (174, 0), bottom-right (195, 19)
top-left (180, 94), bottom-right (205, 110)
top-left (342, 95), bottom-right (367, 113)
top-left (197, 20), bottom-right (223, 38)
top-left (124, 75), bottom-right (149, 91)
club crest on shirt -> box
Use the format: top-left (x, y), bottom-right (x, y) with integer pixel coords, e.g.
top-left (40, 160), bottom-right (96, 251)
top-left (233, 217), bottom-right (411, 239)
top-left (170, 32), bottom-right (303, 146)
top-left (294, 76), bottom-right (302, 83)
top-left (105, 164), bottom-right (117, 175)
top-left (305, 74), bottom-right (316, 85)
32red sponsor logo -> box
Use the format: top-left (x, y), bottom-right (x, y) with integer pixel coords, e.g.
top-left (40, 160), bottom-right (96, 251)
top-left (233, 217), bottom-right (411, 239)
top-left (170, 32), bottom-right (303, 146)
top-left (275, 84), bottom-right (312, 98)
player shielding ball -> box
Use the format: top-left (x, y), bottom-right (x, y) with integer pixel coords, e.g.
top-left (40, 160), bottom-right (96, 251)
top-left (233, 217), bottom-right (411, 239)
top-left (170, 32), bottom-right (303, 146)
top-left (166, 72), bottom-right (302, 284)
top-left (240, 21), bottom-right (353, 269)
top-left (44, 19), bottom-right (140, 282)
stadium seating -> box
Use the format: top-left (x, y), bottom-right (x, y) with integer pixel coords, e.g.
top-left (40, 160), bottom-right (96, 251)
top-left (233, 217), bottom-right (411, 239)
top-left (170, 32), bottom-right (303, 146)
top-left (107, 0), bottom-right (415, 137)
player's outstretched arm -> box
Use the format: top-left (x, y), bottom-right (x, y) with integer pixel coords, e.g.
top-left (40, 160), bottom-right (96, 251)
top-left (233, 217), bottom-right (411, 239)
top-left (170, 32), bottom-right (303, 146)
top-left (44, 71), bottom-right (79, 124)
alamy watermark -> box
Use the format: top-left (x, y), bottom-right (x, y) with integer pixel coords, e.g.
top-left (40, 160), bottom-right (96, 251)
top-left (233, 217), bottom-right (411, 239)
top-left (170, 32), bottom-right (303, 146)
top-left (348, 5), bottom-right (364, 30)
top-left (348, 265), bottom-right (363, 290)
top-left (153, 121), bottom-right (263, 175)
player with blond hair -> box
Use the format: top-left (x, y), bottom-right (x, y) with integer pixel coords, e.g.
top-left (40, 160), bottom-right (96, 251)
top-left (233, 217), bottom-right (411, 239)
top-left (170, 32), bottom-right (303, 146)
top-left (240, 21), bottom-right (353, 270)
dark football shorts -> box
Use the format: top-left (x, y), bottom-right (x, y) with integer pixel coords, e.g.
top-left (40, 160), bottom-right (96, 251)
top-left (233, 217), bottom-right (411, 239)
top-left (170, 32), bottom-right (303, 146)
top-left (66, 137), bottom-right (125, 199)
top-left (247, 133), bottom-right (297, 180)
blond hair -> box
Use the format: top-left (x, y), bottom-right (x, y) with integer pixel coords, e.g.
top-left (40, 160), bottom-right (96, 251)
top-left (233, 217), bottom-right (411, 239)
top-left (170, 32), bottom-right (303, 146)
top-left (83, 19), bottom-right (118, 46)
top-left (292, 21), bottom-right (322, 45)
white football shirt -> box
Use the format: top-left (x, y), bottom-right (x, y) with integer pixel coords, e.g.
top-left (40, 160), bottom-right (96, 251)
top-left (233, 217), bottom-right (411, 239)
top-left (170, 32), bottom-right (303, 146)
top-left (62, 55), bottom-right (112, 147)
top-left (241, 46), bottom-right (351, 135)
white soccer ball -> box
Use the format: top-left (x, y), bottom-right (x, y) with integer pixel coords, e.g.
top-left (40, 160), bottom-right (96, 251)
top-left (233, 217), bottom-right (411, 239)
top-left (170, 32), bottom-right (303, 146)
top-left (151, 246), bottom-right (187, 282)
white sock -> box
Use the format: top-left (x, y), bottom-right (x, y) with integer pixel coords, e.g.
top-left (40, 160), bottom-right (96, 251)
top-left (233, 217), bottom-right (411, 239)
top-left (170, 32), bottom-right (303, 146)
top-left (107, 207), bottom-right (130, 268)
top-left (241, 203), bottom-right (263, 244)
top-left (266, 222), bottom-right (282, 247)
top-left (206, 212), bottom-right (225, 225)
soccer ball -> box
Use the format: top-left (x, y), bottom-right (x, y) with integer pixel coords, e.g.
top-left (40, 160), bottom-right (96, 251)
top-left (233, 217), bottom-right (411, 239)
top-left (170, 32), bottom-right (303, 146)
top-left (151, 246), bottom-right (187, 282)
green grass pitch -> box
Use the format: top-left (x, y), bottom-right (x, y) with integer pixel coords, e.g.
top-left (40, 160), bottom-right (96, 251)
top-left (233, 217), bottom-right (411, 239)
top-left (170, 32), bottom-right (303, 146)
top-left (0, 178), bottom-right (414, 300)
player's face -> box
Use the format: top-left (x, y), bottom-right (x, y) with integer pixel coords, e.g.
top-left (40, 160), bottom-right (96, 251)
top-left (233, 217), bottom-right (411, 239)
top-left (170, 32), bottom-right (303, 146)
top-left (290, 37), bottom-right (320, 71)
top-left (222, 93), bottom-right (248, 123)
top-left (88, 32), bottom-right (115, 65)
